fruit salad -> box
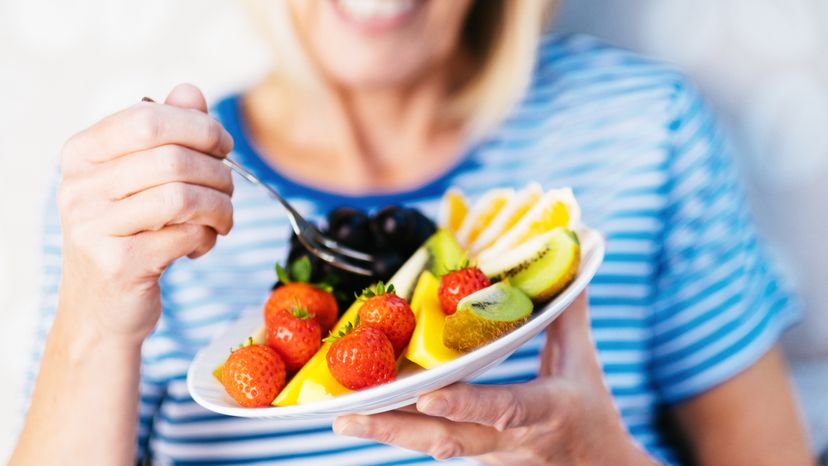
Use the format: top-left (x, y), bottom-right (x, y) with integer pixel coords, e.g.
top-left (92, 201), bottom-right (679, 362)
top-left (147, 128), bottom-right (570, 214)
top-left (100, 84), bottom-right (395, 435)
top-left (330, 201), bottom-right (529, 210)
top-left (215, 183), bottom-right (581, 408)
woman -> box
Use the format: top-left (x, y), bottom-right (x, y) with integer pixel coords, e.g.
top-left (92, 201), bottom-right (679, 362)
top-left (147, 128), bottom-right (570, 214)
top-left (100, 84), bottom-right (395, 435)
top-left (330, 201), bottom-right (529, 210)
top-left (11, 0), bottom-right (812, 464)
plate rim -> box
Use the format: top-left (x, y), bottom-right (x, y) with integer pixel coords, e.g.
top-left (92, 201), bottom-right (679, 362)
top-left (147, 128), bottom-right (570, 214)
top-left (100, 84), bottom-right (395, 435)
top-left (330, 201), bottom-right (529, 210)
top-left (187, 227), bottom-right (605, 419)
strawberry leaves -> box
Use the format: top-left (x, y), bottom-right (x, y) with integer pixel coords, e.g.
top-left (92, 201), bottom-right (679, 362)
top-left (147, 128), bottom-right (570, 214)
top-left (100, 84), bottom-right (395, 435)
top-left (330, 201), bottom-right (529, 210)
top-left (289, 303), bottom-right (315, 320)
top-left (275, 255), bottom-right (335, 291)
top-left (290, 256), bottom-right (313, 283)
top-left (323, 315), bottom-right (360, 344)
top-left (357, 281), bottom-right (396, 300)
top-left (275, 264), bottom-right (291, 285)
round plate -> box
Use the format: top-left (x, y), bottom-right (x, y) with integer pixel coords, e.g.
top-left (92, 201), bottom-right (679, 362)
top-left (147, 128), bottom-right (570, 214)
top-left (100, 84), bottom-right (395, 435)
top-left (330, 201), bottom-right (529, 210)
top-left (187, 228), bottom-right (605, 419)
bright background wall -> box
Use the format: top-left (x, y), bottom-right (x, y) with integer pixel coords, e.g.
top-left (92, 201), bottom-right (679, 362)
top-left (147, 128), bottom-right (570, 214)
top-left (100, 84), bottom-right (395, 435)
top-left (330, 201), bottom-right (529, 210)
top-left (1, 0), bottom-right (826, 461)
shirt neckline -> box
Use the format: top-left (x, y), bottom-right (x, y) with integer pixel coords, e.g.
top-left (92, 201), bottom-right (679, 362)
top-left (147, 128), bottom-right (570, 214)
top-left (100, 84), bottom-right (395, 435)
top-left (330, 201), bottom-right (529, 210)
top-left (215, 94), bottom-right (481, 208)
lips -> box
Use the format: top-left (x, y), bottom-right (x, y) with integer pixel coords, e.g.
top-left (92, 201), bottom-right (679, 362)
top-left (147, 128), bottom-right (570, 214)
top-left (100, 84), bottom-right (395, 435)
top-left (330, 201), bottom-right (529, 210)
top-left (332, 0), bottom-right (420, 32)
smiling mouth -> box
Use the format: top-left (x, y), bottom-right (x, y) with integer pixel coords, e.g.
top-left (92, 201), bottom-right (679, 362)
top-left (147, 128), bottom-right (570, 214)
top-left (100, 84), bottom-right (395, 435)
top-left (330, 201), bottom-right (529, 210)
top-left (331, 0), bottom-right (421, 32)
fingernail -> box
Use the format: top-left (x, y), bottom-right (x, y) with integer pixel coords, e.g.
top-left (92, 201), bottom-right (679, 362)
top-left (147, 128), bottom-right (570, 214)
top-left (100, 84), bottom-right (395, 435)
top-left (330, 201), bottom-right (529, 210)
top-left (421, 397), bottom-right (448, 416)
top-left (334, 419), bottom-right (366, 438)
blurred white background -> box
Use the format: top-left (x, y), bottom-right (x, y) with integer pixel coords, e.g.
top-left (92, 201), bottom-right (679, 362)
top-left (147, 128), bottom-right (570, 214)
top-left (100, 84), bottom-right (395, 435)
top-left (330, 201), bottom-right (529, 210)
top-left (1, 0), bottom-right (826, 461)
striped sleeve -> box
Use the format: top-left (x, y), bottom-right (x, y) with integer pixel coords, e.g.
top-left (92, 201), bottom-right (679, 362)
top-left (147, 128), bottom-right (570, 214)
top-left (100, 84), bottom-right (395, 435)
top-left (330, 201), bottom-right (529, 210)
top-left (22, 181), bottom-right (62, 416)
top-left (24, 179), bottom-right (165, 463)
top-left (650, 80), bottom-right (800, 403)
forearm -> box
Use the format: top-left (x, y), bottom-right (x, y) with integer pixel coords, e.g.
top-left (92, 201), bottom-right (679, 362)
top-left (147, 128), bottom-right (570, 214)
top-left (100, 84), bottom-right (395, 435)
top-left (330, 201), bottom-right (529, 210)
top-left (11, 293), bottom-right (143, 466)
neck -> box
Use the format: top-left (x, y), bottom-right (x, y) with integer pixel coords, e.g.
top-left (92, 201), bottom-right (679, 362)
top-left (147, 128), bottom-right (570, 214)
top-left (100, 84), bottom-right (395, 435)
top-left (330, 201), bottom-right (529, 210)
top-left (334, 74), bottom-right (450, 173)
top-left (243, 58), bottom-right (470, 193)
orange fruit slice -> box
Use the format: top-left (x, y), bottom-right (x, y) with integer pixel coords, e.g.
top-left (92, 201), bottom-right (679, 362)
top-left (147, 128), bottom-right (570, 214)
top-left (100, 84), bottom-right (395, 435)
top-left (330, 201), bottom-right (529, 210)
top-left (455, 188), bottom-right (514, 248)
top-left (476, 188), bottom-right (579, 263)
top-left (437, 188), bottom-right (468, 235)
top-left (468, 182), bottom-right (543, 254)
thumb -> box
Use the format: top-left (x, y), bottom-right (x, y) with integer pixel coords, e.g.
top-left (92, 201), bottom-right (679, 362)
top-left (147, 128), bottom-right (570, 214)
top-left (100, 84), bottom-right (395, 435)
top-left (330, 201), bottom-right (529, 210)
top-left (164, 83), bottom-right (208, 113)
top-left (541, 291), bottom-right (601, 379)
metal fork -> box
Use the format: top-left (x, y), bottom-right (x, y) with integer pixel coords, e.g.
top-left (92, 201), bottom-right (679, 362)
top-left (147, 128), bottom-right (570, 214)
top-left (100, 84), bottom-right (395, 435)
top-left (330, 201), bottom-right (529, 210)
top-left (222, 158), bottom-right (375, 276)
top-left (138, 96), bottom-right (373, 275)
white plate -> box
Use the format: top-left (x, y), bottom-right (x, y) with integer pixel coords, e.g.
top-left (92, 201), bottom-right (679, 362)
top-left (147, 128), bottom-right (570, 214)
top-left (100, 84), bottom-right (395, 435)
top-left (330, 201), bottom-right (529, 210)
top-left (187, 228), bottom-right (605, 420)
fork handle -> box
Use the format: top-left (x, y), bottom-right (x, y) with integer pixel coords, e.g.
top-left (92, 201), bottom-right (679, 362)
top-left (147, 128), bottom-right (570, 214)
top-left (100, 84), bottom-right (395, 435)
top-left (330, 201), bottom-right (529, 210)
top-left (221, 158), bottom-right (305, 227)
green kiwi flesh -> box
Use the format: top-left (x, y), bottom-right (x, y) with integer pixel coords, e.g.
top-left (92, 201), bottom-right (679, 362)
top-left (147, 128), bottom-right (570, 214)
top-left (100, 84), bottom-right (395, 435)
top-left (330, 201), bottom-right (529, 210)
top-left (442, 282), bottom-right (533, 352)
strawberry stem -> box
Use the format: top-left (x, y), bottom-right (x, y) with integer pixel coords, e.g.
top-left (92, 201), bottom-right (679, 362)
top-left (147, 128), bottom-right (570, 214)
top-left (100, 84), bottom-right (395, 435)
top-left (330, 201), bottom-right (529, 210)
top-left (322, 315), bottom-right (360, 343)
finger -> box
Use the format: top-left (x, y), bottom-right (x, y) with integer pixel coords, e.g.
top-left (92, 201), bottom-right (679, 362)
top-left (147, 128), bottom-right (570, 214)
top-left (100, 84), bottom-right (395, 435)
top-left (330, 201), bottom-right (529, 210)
top-left (131, 223), bottom-right (218, 271)
top-left (396, 404), bottom-right (420, 414)
top-left (164, 83), bottom-right (208, 113)
top-left (104, 182), bottom-right (233, 236)
top-left (545, 291), bottom-right (604, 380)
top-left (417, 381), bottom-right (572, 431)
top-left (333, 411), bottom-right (502, 460)
top-left (63, 102), bottom-right (233, 167)
top-left (549, 291), bottom-right (591, 350)
top-left (541, 290), bottom-right (589, 377)
top-left (93, 144), bottom-right (233, 200)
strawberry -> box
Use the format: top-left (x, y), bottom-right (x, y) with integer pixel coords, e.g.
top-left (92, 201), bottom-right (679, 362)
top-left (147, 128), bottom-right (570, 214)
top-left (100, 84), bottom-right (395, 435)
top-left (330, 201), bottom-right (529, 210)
top-left (438, 266), bottom-right (491, 315)
top-left (357, 282), bottom-right (415, 357)
top-left (267, 257), bottom-right (339, 332)
top-left (266, 305), bottom-right (322, 373)
top-left (221, 341), bottom-right (286, 408)
top-left (325, 322), bottom-right (396, 390)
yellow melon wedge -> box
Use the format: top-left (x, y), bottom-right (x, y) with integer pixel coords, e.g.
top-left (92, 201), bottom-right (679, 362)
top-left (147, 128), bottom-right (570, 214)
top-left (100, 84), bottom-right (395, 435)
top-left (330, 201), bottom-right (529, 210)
top-left (455, 188), bottom-right (513, 248)
top-left (437, 188), bottom-right (469, 235)
top-left (272, 300), bottom-right (362, 406)
top-left (468, 182), bottom-right (543, 255)
top-left (476, 188), bottom-right (580, 264)
top-left (405, 272), bottom-right (462, 369)
top-left (272, 247), bottom-right (428, 406)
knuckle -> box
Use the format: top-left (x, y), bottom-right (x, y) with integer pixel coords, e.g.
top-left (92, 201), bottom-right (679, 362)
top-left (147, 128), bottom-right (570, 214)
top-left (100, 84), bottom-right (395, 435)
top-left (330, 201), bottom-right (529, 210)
top-left (95, 242), bottom-right (132, 279)
top-left (493, 390), bottom-right (523, 431)
top-left (217, 196), bottom-right (234, 235)
top-left (159, 146), bottom-right (190, 178)
top-left (163, 183), bottom-right (194, 217)
top-left (201, 227), bottom-right (218, 249)
top-left (369, 425), bottom-right (397, 446)
top-left (508, 425), bottom-right (533, 445)
top-left (189, 224), bottom-right (216, 252)
top-left (203, 119), bottom-right (223, 151)
top-left (429, 430), bottom-right (463, 460)
top-left (222, 167), bottom-right (235, 195)
top-left (134, 106), bottom-right (163, 146)
top-left (60, 136), bottom-right (79, 167)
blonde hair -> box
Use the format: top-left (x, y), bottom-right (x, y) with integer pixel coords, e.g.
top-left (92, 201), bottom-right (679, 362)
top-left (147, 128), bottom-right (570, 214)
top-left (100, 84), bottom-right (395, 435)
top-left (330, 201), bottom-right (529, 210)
top-left (242, 0), bottom-right (556, 141)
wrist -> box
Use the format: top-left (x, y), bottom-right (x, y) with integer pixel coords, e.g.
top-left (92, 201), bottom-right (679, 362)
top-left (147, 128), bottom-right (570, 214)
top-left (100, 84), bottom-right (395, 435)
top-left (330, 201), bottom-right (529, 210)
top-left (54, 279), bottom-right (148, 354)
top-left (50, 309), bottom-right (143, 364)
top-left (57, 269), bottom-right (161, 344)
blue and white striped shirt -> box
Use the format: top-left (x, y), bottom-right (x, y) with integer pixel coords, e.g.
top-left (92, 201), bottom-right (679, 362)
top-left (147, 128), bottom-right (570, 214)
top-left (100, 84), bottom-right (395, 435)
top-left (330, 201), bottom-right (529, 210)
top-left (31, 34), bottom-right (797, 465)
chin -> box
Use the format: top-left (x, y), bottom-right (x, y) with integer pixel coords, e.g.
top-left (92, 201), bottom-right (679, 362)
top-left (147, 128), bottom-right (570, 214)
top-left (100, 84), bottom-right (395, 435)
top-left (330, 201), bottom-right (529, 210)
top-left (320, 54), bottom-right (427, 90)
top-left (295, 0), bottom-right (457, 90)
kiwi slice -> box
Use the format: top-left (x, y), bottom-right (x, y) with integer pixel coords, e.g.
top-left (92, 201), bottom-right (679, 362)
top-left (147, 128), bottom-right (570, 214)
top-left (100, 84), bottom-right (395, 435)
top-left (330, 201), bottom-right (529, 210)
top-left (425, 228), bottom-right (466, 277)
top-left (479, 228), bottom-right (580, 301)
top-left (443, 282), bottom-right (533, 352)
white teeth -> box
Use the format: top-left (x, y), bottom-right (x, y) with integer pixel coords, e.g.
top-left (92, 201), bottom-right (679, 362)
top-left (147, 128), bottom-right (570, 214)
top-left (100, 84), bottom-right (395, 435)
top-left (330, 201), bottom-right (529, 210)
top-left (337, 0), bottom-right (415, 21)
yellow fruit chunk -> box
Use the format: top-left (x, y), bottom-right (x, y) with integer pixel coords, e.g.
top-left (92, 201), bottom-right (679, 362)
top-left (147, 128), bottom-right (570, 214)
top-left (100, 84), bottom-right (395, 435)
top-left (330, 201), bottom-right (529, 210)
top-left (469, 182), bottom-right (543, 254)
top-left (476, 188), bottom-right (580, 263)
top-left (438, 188), bottom-right (469, 235)
top-left (273, 301), bottom-right (363, 406)
top-left (455, 188), bottom-right (513, 248)
top-left (405, 272), bottom-right (462, 369)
